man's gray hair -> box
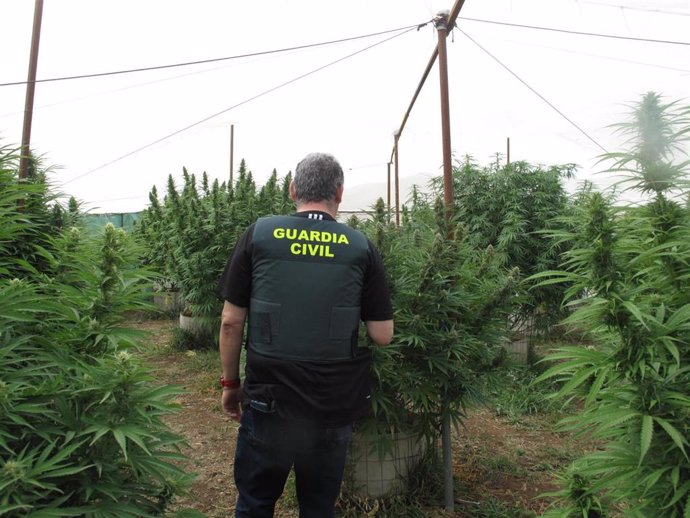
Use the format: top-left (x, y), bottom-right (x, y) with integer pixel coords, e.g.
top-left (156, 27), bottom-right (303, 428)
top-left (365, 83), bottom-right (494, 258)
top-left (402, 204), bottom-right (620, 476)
top-left (293, 152), bottom-right (344, 203)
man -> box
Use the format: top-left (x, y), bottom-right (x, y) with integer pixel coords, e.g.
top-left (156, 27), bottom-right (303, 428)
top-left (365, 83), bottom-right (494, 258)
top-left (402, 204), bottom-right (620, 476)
top-left (217, 152), bottom-right (394, 518)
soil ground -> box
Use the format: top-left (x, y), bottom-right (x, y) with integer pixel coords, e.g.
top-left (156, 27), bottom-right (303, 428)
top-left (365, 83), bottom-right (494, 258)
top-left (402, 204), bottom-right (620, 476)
top-left (133, 318), bottom-right (590, 518)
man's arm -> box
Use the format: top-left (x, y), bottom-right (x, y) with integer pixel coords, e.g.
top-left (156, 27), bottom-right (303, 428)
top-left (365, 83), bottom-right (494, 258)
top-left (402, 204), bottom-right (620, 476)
top-left (365, 319), bottom-right (394, 345)
top-left (219, 301), bottom-right (247, 421)
top-left (362, 240), bottom-right (394, 346)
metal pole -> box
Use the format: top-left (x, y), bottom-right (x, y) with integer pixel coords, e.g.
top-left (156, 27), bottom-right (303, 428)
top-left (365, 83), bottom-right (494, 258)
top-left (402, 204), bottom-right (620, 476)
top-left (388, 0), bottom-right (466, 169)
top-left (507, 137), bottom-right (511, 165)
top-left (19, 0), bottom-right (44, 184)
top-left (390, 48), bottom-right (438, 167)
top-left (382, 2), bottom-right (466, 513)
top-left (435, 11), bottom-right (454, 224)
top-left (229, 124), bottom-right (235, 186)
top-left (442, 407), bottom-right (454, 512)
top-left (386, 162), bottom-right (391, 215)
top-left (394, 132), bottom-right (400, 227)
top-left (435, 10), bottom-right (456, 512)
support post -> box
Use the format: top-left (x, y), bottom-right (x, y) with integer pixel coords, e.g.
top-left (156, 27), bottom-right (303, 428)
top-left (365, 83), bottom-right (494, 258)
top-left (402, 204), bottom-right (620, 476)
top-left (386, 162), bottom-right (391, 220)
top-left (442, 407), bottom-right (454, 512)
top-left (393, 131), bottom-right (400, 227)
top-left (229, 124), bottom-right (235, 186)
top-left (507, 137), bottom-right (511, 165)
top-left (435, 10), bottom-right (455, 512)
top-left (435, 11), bottom-right (454, 224)
top-left (19, 0), bottom-right (44, 190)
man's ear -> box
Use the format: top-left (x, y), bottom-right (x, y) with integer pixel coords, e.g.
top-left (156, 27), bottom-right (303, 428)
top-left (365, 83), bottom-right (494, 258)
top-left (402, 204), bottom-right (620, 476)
top-left (335, 185), bottom-right (344, 204)
top-left (289, 181), bottom-right (298, 202)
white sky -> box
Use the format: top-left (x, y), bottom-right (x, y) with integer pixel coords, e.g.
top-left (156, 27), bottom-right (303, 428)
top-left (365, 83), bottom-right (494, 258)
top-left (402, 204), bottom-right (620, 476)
top-left (1, 0), bottom-right (688, 213)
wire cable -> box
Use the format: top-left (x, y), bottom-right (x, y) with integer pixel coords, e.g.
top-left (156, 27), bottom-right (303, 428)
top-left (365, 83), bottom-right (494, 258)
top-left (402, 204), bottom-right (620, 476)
top-left (1, 61), bottom-right (247, 119)
top-left (458, 16), bottom-right (690, 46)
top-left (61, 25), bottom-right (423, 187)
top-left (567, 0), bottom-right (690, 17)
top-left (480, 36), bottom-right (690, 74)
top-left (1, 23), bottom-right (426, 88)
top-left (458, 28), bottom-right (608, 153)
top-left (1, 33), bottom-right (331, 118)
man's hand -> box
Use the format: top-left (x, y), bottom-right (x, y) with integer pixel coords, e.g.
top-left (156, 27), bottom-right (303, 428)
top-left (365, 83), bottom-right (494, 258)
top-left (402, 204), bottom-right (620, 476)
top-left (222, 387), bottom-right (242, 421)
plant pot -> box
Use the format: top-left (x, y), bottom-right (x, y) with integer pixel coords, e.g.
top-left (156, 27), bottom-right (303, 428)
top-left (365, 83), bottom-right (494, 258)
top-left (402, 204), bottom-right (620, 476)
top-left (346, 429), bottom-right (427, 499)
top-left (179, 312), bottom-right (207, 336)
top-left (153, 290), bottom-right (182, 313)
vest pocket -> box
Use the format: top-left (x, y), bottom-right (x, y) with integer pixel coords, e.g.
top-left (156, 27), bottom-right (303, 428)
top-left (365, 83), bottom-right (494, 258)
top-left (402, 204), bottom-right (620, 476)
top-left (330, 306), bottom-right (361, 358)
top-left (249, 298), bottom-right (281, 344)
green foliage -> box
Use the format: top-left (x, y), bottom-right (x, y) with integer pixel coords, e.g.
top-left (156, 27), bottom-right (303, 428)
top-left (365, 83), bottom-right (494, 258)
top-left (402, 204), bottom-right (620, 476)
top-left (169, 326), bottom-right (217, 352)
top-left (479, 365), bottom-right (565, 419)
top-left (136, 185), bottom-right (171, 286)
top-left (257, 168), bottom-right (289, 216)
top-left (534, 92), bottom-right (690, 518)
top-left (0, 151), bottom-right (197, 517)
top-left (541, 466), bottom-right (610, 518)
top-left (603, 92), bottom-right (690, 197)
top-left (359, 195), bottom-right (517, 442)
top-left (136, 160), bottom-right (293, 345)
top-left (345, 214), bottom-right (361, 229)
top-left (48, 196), bottom-right (83, 234)
top-left (0, 146), bottom-right (61, 277)
top-left (438, 156), bottom-right (575, 332)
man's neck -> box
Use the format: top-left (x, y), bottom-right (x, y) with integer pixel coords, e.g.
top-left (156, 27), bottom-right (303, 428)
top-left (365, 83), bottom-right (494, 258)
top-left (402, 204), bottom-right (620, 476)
top-left (296, 202), bottom-right (338, 219)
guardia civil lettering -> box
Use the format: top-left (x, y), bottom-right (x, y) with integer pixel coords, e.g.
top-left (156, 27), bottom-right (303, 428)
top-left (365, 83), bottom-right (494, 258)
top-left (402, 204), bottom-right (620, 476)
top-left (273, 227), bottom-right (350, 244)
top-left (290, 242), bottom-right (335, 257)
top-left (272, 227), bottom-right (349, 258)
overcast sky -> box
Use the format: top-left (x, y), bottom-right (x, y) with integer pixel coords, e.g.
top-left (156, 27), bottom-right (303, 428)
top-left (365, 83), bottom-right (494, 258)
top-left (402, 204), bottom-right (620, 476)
top-left (1, 0), bottom-right (688, 213)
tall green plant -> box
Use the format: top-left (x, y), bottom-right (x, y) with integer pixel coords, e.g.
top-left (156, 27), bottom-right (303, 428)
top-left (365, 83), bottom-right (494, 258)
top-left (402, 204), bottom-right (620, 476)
top-left (440, 156), bottom-right (575, 332)
top-left (256, 169), bottom-right (279, 215)
top-left (136, 161), bottom-right (294, 345)
top-left (535, 92), bottom-right (690, 517)
top-left (137, 186), bottom-right (175, 289)
top-left (360, 196), bottom-right (516, 441)
top-left (0, 152), bottom-right (197, 517)
top-left (175, 169), bottom-right (217, 319)
top-left (0, 145), bottom-right (59, 277)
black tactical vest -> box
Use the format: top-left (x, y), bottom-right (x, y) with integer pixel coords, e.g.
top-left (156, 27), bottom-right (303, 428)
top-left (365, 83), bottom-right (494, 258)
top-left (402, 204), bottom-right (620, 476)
top-left (248, 215), bottom-right (369, 361)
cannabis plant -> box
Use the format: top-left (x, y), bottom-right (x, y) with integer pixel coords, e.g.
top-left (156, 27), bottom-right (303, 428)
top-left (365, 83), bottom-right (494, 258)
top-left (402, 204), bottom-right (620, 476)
top-left (137, 185), bottom-right (176, 290)
top-left (0, 145), bottom-right (61, 277)
top-left (535, 92), bottom-right (690, 517)
top-left (136, 160), bottom-right (293, 346)
top-left (439, 156), bottom-right (575, 334)
top-left (0, 151), bottom-right (196, 517)
top-left (360, 195), bottom-right (517, 442)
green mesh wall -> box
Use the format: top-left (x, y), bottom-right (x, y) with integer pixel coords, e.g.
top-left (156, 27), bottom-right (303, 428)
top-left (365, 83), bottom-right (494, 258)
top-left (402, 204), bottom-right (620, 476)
top-left (84, 212), bottom-right (143, 232)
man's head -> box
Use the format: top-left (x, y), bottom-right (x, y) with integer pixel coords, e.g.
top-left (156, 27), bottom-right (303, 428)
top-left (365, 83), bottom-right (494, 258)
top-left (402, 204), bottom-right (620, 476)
top-left (291, 153), bottom-right (344, 211)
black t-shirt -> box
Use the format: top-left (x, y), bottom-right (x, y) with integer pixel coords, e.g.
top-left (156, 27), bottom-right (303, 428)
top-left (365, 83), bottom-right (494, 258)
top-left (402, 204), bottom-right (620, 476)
top-left (217, 211), bottom-right (393, 426)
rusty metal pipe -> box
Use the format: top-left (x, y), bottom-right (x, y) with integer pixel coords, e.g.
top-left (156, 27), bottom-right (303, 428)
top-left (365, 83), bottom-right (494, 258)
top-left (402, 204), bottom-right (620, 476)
top-left (386, 161), bottom-right (391, 215)
top-left (19, 0), bottom-right (44, 185)
top-left (394, 132), bottom-right (400, 226)
top-left (435, 12), bottom-right (454, 222)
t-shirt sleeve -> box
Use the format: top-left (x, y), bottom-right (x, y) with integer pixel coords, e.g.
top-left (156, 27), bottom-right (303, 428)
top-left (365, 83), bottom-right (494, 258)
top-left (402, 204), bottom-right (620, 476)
top-left (217, 224), bottom-right (255, 307)
top-left (361, 240), bottom-right (393, 321)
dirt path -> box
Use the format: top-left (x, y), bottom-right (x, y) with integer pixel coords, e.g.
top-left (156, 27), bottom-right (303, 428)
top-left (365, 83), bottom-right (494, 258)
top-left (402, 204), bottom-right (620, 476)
top-left (135, 319), bottom-right (579, 517)
top-left (154, 352), bottom-right (238, 517)
top-left (136, 319), bottom-right (298, 518)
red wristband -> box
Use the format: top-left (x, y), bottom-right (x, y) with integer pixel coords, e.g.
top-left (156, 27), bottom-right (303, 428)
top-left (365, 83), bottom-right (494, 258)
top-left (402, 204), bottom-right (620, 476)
top-left (220, 376), bottom-right (241, 389)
